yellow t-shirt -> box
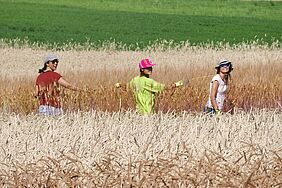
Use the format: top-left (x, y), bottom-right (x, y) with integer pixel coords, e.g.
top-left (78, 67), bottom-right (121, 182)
top-left (129, 76), bottom-right (165, 114)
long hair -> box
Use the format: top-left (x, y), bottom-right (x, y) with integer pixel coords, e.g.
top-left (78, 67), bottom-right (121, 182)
top-left (38, 63), bottom-right (48, 73)
top-left (216, 63), bottom-right (233, 83)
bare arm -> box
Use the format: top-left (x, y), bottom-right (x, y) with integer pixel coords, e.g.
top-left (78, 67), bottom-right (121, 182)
top-left (34, 85), bottom-right (39, 98)
top-left (58, 77), bottom-right (80, 91)
top-left (210, 80), bottom-right (219, 110)
top-left (166, 80), bottom-right (188, 90)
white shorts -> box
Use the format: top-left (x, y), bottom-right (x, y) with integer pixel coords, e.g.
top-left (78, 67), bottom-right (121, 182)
top-left (38, 105), bottom-right (63, 116)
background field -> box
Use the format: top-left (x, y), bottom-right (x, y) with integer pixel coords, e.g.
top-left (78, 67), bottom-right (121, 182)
top-left (0, 0), bottom-right (282, 48)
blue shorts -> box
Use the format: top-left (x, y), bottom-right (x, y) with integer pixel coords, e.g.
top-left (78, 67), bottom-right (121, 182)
top-left (204, 107), bottom-right (216, 116)
top-left (38, 105), bottom-right (63, 116)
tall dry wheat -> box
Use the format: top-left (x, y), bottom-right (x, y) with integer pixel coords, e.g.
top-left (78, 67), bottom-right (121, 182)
top-left (0, 44), bottom-right (281, 114)
top-left (0, 110), bottom-right (281, 187)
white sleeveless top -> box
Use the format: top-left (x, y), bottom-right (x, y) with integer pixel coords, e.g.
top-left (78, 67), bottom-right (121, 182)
top-left (206, 74), bottom-right (227, 110)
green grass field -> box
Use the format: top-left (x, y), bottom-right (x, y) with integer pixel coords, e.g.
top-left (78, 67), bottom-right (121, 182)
top-left (0, 0), bottom-right (282, 48)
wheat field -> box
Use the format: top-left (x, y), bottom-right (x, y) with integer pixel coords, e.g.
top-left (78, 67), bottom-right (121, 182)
top-left (0, 43), bottom-right (281, 114)
top-left (0, 43), bottom-right (282, 187)
top-left (0, 110), bottom-right (281, 187)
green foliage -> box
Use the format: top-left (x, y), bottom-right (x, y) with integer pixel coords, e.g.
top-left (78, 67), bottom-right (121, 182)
top-left (0, 0), bottom-right (281, 48)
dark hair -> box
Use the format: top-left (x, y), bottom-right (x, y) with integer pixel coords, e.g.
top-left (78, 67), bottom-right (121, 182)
top-left (140, 68), bottom-right (152, 78)
top-left (216, 63), bottom-right (233, 83)
top-left (216, 63), bottom-right (233, 73)
top-left (140, 67), bottom-right (153, 73)
top-left (38, 62), bottom-right (48, 73)
top-left (216, 68), bottom-right (232, 83)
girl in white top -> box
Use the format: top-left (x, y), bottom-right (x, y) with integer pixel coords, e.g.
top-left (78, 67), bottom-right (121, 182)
top-left (206, 59), bottom-right (233, 115)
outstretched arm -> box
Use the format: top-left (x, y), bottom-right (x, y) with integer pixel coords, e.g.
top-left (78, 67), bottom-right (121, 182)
top-left (58, 77), bottom-right (80, 91)
top-left (166, 80), bottom-right (188, 90)
top-left (114, 82), bottom-right (129, 91)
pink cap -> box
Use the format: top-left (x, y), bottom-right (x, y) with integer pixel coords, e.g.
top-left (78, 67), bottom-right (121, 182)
top-left (139, 59), bottom-right (156, 69)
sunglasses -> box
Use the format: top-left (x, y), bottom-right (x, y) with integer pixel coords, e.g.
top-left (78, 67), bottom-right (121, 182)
top-left (49, 59), bottom-right (59, 64)
top-left (220, 64), bottom-right (230, 68)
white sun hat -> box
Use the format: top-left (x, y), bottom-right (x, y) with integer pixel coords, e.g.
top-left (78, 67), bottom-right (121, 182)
top-left (215, 58), bottom-right (231, 68)
top-left (43, 54), bottom-right (59, 64)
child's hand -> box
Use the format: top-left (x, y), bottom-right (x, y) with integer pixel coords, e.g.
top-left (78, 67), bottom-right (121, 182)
top-left (114, 83), bottom-right (122, 88)
top-left (174, 80), bottom-right (184, 87)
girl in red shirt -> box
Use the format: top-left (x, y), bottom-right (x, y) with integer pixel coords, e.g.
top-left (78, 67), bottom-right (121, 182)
top-left (35, 54), bottom-right (80, 115)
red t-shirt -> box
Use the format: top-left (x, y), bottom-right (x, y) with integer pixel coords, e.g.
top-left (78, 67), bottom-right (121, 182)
top-left (36, 71), bottom-right (62, 108)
